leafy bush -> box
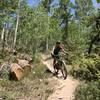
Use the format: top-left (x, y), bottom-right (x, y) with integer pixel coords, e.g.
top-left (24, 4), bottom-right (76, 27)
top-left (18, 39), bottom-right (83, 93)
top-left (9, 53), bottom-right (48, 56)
top-left (70, 55), bottom-right (100, 81)
top-left (0, 53), bottom-right (4, 59)
top-left (74, 81), bottom-right (100, 100)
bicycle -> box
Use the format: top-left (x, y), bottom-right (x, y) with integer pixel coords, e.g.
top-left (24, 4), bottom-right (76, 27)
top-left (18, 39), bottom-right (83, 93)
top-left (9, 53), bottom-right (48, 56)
top-left (53, 53), bottom-right (67, 79)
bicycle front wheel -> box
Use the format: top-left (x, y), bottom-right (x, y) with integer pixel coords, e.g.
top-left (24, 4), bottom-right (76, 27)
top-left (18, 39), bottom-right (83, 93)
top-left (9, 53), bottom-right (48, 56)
top-left (62, 61), bottom-right (67, 79)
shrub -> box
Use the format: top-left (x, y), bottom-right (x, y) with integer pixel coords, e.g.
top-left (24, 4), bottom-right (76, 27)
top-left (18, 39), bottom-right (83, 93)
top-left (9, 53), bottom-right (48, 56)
top-left (74, 80), bottom-right (100, 100)
top-left (70, 55), bottom-right (100, 81)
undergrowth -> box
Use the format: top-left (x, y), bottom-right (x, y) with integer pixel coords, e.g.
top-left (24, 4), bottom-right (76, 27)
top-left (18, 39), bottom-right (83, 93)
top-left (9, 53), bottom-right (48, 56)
top-left (74, 80), bottom-right (100, 100)
top-left (0, 53), bottom-right (53, 100)
top-left (70, 54), bottom-right (100, 100)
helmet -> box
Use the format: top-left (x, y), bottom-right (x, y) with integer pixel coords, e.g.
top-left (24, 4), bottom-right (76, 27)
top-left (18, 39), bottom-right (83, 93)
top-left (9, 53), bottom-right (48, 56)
top-left (56, 41), bottom-right (61, 44)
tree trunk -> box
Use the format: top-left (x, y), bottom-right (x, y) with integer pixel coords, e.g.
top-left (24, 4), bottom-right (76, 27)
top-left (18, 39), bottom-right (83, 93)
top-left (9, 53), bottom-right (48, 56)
top-left (1, 27), bottom-right (5, 42)
top-left (1, 26), bottom-right (5, 53)
top-left (5, 29), bottom-right (9, 45)
top-left (62, 14), bottom-right (68, 41)
top-left (45, 15), bottom-right (50, 52)
top-left (14, 0), bottom-right (21, 48)
top-left (2, 32), bottom-right (6, 53)
top-left (61, 2), bottom-right (69, 44)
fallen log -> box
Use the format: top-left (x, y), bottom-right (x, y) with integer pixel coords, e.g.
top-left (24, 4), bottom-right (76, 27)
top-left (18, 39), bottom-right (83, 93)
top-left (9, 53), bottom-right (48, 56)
top-left (17, 53), bottom-right (32, 62)
top-left (9, 63), bottom-right (24, 80)
top-left (17, 59), bottom-right (32, 72)
top-left (17, 59), bottom-right (29, 67)
top-left (1, 59), bottom-right (32, 80)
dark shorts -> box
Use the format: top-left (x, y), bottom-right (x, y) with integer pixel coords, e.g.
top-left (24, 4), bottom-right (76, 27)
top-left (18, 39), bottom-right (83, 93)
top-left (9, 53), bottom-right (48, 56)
top-left (51, 53), bottom-right (60, 60)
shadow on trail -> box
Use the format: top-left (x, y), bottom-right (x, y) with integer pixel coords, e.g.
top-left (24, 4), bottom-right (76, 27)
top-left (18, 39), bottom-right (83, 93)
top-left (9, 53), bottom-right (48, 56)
top-left (45, 69), bottom-right (52, 74)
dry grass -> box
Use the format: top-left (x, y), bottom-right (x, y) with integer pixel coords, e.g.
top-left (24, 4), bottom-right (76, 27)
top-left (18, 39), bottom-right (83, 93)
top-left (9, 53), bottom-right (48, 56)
top-left (0, 61), bottom-right (53, 100)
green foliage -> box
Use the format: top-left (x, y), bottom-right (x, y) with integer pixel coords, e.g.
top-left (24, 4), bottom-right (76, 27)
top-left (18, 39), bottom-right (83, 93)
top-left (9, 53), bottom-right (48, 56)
top-left (15, 3), bottom-right (62, 54)
top-left (31, 53), bottom-right (52, 79)
top-left (0, 0), bottom-right (100, 99)
top-left (0, 53), bottom-right (4, 59)
top-left (97, 0), bottom-right (100, 3)
top-left (74, 81), bottom-right (100, 100)
top-left (70, 55), bottom-right (100, 81)
top-left (75, 0), bottom-right (93, 19)
top-left (32, 62), bottom-right (52, 79)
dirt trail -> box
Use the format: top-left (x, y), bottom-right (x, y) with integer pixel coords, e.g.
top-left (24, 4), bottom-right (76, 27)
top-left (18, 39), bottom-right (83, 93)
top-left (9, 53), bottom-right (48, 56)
top-left (42, 54), bottom-right (79, 100)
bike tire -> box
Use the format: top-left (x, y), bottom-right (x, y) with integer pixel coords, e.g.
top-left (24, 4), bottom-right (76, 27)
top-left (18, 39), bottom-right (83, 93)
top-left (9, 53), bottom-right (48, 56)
top-left (62, 61), bottom-right (67, 79)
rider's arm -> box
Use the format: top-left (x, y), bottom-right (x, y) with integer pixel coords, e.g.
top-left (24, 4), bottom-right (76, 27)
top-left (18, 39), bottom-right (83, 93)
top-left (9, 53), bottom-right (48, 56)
top-left (61, 46), bottom-right (68, 55)
top-left (51, 46), bottom-right (55, 54)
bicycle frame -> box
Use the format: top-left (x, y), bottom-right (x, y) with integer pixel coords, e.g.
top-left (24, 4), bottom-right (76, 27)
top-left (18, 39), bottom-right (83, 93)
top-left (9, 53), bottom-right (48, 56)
top-left (53, 53), bottom-right (67, 79)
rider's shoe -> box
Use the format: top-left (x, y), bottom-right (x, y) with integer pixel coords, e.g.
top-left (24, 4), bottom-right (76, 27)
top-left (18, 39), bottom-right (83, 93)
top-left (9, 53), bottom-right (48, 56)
top-left (53, 71), bottom-right (58, 76)
top-left (64, 76), bottom-right (67, 80)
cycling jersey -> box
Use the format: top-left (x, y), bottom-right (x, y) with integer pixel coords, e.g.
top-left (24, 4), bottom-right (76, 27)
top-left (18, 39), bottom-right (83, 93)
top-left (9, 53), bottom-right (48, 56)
top-left (53, 46), bottom-right (62, 55)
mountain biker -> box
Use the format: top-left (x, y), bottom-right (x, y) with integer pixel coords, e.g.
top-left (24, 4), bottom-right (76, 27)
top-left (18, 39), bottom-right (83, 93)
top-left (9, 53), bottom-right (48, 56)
top-left (51, 41), bottom-right (67, 71)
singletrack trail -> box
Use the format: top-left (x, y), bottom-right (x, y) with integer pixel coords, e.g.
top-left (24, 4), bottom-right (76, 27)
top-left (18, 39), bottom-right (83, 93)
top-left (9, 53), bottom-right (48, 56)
top-left (41, 54), bottom-right (79, 100)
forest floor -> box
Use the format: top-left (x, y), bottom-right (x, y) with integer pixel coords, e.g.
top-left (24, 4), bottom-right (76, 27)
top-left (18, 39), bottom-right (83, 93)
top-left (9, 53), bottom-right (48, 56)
top-left (0, 53), bottom-right (54, 100)
top-left (0, 52), bottom-right (80, 100)
top-left (42, 54), bottom-right (80, 100)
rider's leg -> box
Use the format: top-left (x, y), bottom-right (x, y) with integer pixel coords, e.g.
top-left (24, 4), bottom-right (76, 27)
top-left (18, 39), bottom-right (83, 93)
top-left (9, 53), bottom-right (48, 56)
top-left (53, 58), bottom-right (57, 73)
top-left (53, 58), bottom-right (56, 68)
